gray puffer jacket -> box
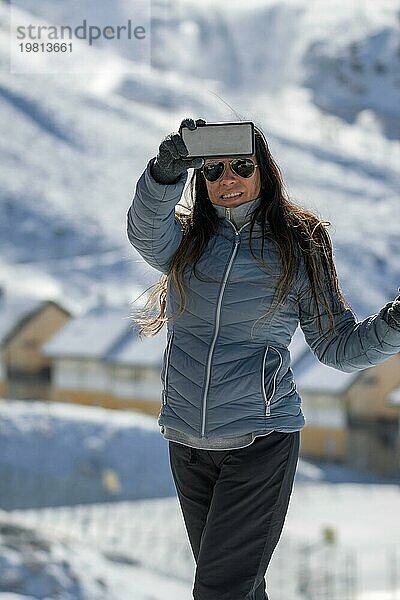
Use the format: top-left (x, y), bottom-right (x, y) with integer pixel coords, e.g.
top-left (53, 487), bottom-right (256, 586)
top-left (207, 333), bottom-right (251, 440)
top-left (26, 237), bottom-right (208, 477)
top-left (127, 161), bottom-right (400, 450)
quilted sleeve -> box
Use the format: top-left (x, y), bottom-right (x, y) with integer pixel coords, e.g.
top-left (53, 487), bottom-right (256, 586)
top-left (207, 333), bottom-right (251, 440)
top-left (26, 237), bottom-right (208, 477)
top-left (127, 159), bottom-right (188, 274)
top-left (298, 272), bottom-right (400, 373)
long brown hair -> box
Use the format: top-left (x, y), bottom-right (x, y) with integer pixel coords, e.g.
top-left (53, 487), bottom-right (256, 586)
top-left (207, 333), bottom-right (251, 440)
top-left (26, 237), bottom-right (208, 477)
top-left (132, 125), bottom-right (352, 338)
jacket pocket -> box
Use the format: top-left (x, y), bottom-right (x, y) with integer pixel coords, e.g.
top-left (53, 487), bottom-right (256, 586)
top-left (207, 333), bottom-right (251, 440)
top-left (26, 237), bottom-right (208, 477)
top-left (261, 345), bottom-right (283, 416)
top-left (161, 331), bottom-right (174, 406)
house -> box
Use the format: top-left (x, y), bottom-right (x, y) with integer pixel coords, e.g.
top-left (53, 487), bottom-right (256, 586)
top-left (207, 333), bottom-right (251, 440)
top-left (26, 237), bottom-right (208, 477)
top-left (291, 327), bottom-right (400, 476)
top-left (105, 328), bottom-right (166, 416)
top-left (42, 304), bottom-right (165, 415)
top-left (0, 289), bottom-right (71, 401)
top-left (345, 354), bottom-right (400, 476)
top-left (291, 332), bottom-right (355, 462)
top-left (387, 385), bottom-right (400, 465)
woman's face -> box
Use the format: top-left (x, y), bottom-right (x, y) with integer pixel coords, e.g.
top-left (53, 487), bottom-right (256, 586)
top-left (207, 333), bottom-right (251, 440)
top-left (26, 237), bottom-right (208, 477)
top-left (204, 155), bottom-right (261, 208)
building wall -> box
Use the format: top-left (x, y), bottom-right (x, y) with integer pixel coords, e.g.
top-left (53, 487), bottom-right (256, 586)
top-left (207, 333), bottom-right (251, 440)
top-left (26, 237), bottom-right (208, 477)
top-left (346, 427), bottom-right (398, 477)
top-left (6, 380), bottom-right (51, 401)
top-left (110, 364), bottom-right (161, 400)
top-left (347, 354), bottom-right (400, 419)
top-left (300, 392), bottom-right (346, 428)
top-left (4, 304), bottom-right (69, 372)
top-left (4, 304), bottom-right (69, 400)
top-left (345, 356), bottom-right (400, 477)
top-left (297, 391), bottom-right (346, 460)
top-left (52, 360), bottom-right (161, 404)
top-left (300, 426), bottom-right (347, 461)
top-left (54, 358), bottom-right (109, 390)
top-left (51, 388), bottom-right (160, 416)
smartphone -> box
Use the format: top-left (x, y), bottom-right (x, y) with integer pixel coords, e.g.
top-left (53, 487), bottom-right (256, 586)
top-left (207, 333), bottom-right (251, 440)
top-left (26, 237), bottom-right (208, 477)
top-left (179, 121), bottom-right (255, 159)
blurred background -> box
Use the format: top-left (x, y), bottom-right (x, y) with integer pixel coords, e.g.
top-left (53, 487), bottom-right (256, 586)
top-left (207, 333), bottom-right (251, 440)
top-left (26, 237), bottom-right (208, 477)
top-left (0, 0), bottom-right (399, 598)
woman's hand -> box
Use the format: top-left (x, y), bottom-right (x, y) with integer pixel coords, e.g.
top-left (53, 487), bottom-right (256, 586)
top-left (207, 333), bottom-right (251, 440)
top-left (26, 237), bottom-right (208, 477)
top-left (150, 117), bottom-right (206, 184)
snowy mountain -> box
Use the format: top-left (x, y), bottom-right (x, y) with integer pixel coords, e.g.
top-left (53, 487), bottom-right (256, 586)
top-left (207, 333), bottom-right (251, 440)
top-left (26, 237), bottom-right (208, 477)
top-left (0, 0), bottom-right (399, 316)
top-left (303, 22), bottom-right (400, 139)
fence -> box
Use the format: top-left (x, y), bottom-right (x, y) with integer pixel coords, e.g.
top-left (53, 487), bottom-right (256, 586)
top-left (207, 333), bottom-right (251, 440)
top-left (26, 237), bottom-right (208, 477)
top-left (4, 497), bottom-right (399, 599)
top-left (1, 466), bottom-right (400, 599)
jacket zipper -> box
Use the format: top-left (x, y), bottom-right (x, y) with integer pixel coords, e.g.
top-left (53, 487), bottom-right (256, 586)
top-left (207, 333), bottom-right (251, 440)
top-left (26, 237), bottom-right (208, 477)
top-left (262, 345), bottom-right (283, 416)
top-left (200, 218), bottom-right (250, 437)
top-left (162, 331), bottom-right (174, 406)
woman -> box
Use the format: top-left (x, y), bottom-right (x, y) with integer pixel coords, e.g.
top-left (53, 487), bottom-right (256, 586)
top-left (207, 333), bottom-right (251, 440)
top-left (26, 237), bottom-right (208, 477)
top-left (127, 118), bottom-right (400, 600)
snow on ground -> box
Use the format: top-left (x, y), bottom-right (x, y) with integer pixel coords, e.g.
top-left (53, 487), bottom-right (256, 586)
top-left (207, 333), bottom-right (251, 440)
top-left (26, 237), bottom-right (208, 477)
top-left (285, 484), bottom-right (400, 596)
top-left (5, 483), bottom-right (400, 600)
top-left (0, 400), bottom-right (176, 508)
top-left (0, 514), bottom-right (190, 600)
top-left (2, 485), bottom-right (400, 598)
top-left (0, 399), bottom-right (393, 510)
top-left (0, 400), bottom-right (399, 598)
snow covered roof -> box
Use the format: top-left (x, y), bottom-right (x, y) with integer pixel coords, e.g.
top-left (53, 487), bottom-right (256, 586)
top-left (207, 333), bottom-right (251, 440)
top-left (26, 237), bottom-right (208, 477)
top-left (106, 329), bottom-right (166, 367)
top-left (42, 305), bottom-right (133, 360)
top-left (0, 293), bottom-right (68, 345)
top-left (293, 350), bottom-right (358, 394)
top-left (0, 297), bottom-right (41, 343)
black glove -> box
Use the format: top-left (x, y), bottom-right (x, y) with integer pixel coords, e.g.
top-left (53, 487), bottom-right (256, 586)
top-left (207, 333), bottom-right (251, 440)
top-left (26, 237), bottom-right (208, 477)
top-left (150, 118), bottom-right (206, 185)
top-left (384, 287), bottom-right (400, 330)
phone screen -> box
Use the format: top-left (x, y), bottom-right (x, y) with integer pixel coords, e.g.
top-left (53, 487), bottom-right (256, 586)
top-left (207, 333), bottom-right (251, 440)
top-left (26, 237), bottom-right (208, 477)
top-left (180, 122), bottom-right (254, 158)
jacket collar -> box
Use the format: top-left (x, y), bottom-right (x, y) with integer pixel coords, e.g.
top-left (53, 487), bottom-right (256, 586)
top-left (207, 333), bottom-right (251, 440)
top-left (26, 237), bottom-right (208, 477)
top-left (212, 196), bottom-right (262, 230)
top-left (213, 197), bottom-right (272, 239)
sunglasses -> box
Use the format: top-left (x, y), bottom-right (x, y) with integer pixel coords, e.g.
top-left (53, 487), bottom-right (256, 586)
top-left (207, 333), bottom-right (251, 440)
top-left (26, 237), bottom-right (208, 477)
top-left (202, 158), bottom-right (259, 182)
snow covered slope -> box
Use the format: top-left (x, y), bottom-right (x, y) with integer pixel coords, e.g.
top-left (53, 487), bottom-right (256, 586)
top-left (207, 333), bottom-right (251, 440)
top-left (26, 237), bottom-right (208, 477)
top-left (1, 0), bottom-right (399, 316)
top-left (0, 514), bottom-right (190, 600)
top-left (0, 400), bottom-right (399, 598)
top-left (0, 400), bottom-right (176, 508)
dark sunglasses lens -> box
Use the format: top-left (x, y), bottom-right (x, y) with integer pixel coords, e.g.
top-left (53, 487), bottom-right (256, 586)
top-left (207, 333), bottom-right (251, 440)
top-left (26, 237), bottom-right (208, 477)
top-left (203, 162), bottom-right (224, 182)
top-left (231, 159), bottom-right (255, 178)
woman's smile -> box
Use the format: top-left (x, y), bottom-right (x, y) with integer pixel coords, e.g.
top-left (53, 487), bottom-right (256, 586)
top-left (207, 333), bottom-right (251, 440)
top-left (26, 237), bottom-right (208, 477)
top-left (206, 155), bottom-right (261, 207)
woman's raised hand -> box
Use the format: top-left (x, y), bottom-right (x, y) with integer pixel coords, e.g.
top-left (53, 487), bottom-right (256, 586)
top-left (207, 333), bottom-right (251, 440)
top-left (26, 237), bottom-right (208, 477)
top-left (150, 118), bottom-right (206, 185)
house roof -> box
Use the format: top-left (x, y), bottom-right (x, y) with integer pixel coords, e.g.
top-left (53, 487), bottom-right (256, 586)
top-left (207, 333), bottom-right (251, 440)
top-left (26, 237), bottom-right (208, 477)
top-left (0, 297), bottom-right (41, 343)
top-left (106, 328), bottom-right (166, 367)
top-left (0, 294), bottom-right (70, 345)
top-left (288, 325), bottom-right (360, 395)
top-left (292, 345), bottom-right (358, 394)
top-left (42, 305), bottom-right (133, 360)
top-left (43, 304), bottom-right (167, 366)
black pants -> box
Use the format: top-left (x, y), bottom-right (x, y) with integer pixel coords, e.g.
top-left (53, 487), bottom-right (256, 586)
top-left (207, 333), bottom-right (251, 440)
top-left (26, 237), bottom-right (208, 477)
top-left (169, 430), bottom-right (300, 600)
